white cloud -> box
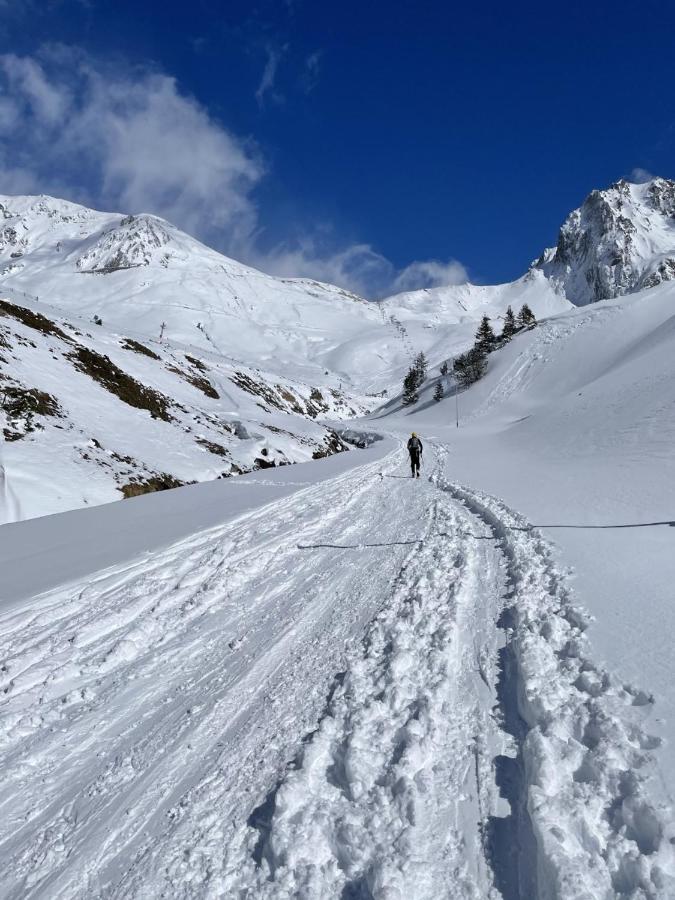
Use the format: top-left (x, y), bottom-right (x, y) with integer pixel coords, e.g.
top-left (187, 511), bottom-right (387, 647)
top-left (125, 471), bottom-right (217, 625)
top-left (393, 258), bottom-right (468, 293)
top-left (1, 54), bottom-right (69, 123)
top-left (255, 44), bottom-right (287, 107)
top-left (255, 239), bottom-right (468, 298)
top-left (0, 47), bottom-right (469, 299)
top-left (0, 48), bottom-right (263, 249)
top-left (302, 51), bottom-right (322, 93)
top-left (629, 167), bottom-right (655, 184)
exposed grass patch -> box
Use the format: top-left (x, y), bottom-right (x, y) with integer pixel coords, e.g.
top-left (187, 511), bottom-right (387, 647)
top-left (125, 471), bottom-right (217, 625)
top-left (185, 354), bottom-right (208, 372)
top-left (276, 385), bottom-right (304, 415)
top-left (121, 338), bottom-right (160, 360)
top-left (305, 387), bottom-right (330, 418)
top-left (167, 365), bottom-right (220, 399)
top-left (1, 386), bottom-right (60, 418)
top-left (196, 437), bottom-right (228, 456)
top-left (231, 371), bottom-right (284, 411)
top-left (120, 474), bottom-right (184, 499)
top-left (0, 300), bottom-right (71, 341)
top-left (68, 345), bottom-right (173, 421)
top-left (1, 385), bottom-right (62, 440)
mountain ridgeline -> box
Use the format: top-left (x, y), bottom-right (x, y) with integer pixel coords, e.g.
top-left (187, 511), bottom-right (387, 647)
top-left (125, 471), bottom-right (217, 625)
top-left (1, 175), bottom-right (674, 521)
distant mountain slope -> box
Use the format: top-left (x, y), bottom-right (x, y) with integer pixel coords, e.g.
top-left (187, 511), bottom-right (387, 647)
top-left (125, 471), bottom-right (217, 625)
top-left (533, 177), bottom-right (675, 305)
top-left (379, 269), bottom-right (572, 366)
top-left (0, 194), bottom-right (388, 389)
top-left (0, 296), bottom-right (370, 522)
top-left (3, 177), bottom-right (675, 522)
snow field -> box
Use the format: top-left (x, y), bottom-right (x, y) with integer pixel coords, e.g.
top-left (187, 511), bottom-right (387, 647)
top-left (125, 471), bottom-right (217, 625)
top-left (222, 471), bottom-right (508, 899)
top-left (0, 444), bottom-right (440, 897)
top-left (1, 435), bottom-right (673, 898)
top-left (446, 483), bottom-right (675, 898)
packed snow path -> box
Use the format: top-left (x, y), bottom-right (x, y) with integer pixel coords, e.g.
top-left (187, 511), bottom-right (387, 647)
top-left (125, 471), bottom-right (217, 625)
top-left (1, 445), bottom-right (673, 898)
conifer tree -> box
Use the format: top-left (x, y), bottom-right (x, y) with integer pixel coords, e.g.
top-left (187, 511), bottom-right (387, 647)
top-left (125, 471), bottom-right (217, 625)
top-left (453, 346), bottom-right (487, 387)
top-left (433, 381), bottom-right (444, 402)
top-left (439, 360), bottom-right (449, 376)
top-left (402, 368), bottom-right (419, 406)
top-left (413, 351), bottom-right (428, 384)
top-left (501, 305), bottom-right (517, 341)
top-left (517, 303), bottom-right (537, 329)
top-left (475, 315), bottom-right (496, 352)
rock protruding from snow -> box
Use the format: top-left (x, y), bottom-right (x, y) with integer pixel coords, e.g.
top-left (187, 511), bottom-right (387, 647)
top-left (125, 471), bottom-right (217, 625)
top-left (76, 215), bottom-right (175, 272)
top-left (534, 177), bottom-right (675, 305)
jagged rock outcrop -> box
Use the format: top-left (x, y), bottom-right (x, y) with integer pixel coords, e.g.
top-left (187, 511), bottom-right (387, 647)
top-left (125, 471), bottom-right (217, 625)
top-left (534, 177), bottom-right (675, 305)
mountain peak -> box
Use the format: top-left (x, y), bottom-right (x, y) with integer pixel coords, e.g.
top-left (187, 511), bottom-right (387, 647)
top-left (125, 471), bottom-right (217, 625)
top-left (534, 176), bottom-right (675, 305)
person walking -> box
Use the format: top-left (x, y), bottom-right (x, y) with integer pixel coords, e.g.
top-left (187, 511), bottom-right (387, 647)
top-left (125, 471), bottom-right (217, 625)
top-left (407, 432), bottom-right (423, 478)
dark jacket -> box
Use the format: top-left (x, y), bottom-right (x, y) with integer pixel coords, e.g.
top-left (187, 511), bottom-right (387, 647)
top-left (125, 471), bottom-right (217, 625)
top-left (407, 436), bottom-right (423, 456)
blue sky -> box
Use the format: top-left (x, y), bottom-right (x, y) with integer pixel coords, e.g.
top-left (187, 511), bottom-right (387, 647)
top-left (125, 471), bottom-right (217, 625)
top-left (1, 0), bottom-right (674, 296)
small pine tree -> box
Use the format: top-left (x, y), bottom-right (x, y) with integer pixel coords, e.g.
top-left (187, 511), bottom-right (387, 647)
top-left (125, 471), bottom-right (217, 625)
top-left (501, 306), bottom-right (517, 341)
top-left (433, 381), bottom-right (444, 402)
top-left (413, 351), bottom-right (428, 385)
top-left (453, 346), bottom-right (487, 387)
top-left (439, 360), bottom-right (449, 376)
top-left (517, 303), bottom-right (537, 329)
top-left (402, 368), bottom-right (419, 406)
top-left (475, 315), bottom-right (496, 352)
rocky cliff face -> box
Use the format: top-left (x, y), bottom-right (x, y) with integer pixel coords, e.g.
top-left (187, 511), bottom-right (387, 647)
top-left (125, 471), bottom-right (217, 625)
top-left (534, 177), bottom-right (675, 305)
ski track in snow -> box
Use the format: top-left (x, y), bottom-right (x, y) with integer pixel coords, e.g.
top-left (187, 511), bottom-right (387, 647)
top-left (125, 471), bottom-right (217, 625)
top-left (1, 444), bottom-right (673, 898)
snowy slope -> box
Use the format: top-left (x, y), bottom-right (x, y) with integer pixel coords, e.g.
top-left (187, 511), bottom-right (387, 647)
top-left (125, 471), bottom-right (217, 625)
top-left (380, 268), bottom-right (572, 368)
top-left (0, 295), bottom-right (371, 522)
top-left (389, 282), bottom-right (675, 895)
top-left (0, 194), bottom-right (396, 390)
top-left (2, 421), bottom-right (674, 897)
top-left (0, 191), bottom-right (575, 526)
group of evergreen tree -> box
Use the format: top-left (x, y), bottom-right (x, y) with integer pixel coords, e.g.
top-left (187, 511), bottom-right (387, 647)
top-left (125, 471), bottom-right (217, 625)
top-left (401, 304), bottom-right (537, 405)
top-left (401, 352), bottom-right (428, 406)
top-left (453, 303), bottom-right (536, 388)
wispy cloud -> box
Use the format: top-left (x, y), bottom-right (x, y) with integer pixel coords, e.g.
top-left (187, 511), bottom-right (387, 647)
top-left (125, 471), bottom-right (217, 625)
top-left (629, 167), bottom-right (655, 184)
top-left (0, 47), bottom-right (263, 249)
top-left (393, 258), bottom-right (468, 293)
top-left (255, 44), bottom-right (288, 107)
top-left (255, 239), bottom-right (468, 298)
top-left (0, 47), bottom-right (468, 298)
top-left (302, 50), bottom-right (322, 93)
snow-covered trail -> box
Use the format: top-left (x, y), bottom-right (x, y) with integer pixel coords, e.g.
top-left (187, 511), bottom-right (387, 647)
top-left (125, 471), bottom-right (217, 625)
top-left (1, 443), bottom-right (673, 898)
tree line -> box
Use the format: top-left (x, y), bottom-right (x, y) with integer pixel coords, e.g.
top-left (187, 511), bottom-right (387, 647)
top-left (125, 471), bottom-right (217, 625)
top-left (401, 303), bottom-right (537, 406)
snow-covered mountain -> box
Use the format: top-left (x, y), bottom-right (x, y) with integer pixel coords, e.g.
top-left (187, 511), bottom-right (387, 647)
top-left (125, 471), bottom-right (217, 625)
top-left (0, 193), bottom-right (572, 396)
top-left (3, 177), bottom-right (675, 523)
top-left (533, 177), bottom-right (675, 304)
top-left (5, 181), bottom-right (675, 898)
top-left (0, 294), bottom-right (372, 522)
top-left (379, 269), bottom-right (571, 365)
top-left (382, 177), bottom-right (675, 321)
